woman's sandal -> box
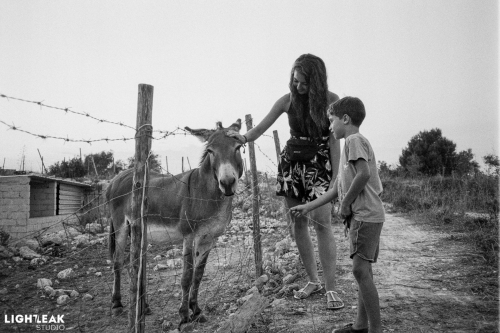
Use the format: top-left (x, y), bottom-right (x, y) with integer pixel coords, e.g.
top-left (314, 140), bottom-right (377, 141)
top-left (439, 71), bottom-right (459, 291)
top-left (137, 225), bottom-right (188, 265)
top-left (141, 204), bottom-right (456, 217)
top-left (326, 291), bottom-right (345, 310)
top-left (293, 281), bottom-right (324, 299)
top-left (331, 323), bottom-right (368, 333)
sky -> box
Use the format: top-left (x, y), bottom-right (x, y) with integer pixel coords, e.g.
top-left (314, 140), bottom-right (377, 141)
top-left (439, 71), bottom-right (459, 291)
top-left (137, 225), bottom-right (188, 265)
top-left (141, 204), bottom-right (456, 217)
top-left (0, 1), bottom-right (498, 176)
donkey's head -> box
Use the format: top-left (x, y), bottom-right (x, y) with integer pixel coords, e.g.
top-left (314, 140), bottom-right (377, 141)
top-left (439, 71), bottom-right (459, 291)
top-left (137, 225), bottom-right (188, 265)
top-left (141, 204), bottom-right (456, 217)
top-left (185, 119), bottom-right (243, 196)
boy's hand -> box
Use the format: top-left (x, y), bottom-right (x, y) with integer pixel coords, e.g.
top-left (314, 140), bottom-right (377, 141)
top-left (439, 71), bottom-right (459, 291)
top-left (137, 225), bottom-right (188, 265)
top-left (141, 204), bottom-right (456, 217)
top-left (339, 201), bottom-right (352, 218)
top-left (289, 204), bottom-right (311, 217)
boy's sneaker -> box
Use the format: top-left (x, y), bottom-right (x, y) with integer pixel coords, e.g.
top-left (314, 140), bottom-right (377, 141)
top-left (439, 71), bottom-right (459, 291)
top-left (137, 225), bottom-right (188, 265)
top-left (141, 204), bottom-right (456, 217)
top-left (332, 323), bottom-right (369, 333)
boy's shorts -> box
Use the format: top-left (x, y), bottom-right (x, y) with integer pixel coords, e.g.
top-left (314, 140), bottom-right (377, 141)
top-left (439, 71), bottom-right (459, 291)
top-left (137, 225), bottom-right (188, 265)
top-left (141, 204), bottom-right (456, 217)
top-left (349, 218), bottom-right (383, 263)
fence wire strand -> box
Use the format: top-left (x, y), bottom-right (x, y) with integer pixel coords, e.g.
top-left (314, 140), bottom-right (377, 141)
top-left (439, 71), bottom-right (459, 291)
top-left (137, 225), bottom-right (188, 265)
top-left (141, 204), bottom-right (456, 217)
top-left (0, 104), bottom-right (341, 332)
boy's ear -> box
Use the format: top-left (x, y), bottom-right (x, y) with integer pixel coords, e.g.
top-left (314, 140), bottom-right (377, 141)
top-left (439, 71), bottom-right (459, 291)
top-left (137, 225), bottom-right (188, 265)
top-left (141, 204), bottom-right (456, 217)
top-left (343, 114), bottom-right (351, 124)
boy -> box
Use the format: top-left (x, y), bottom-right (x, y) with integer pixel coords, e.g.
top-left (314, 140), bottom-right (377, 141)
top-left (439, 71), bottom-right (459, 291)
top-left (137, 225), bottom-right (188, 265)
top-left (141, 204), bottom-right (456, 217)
top-left (290, 96), bottom-right (384, 333)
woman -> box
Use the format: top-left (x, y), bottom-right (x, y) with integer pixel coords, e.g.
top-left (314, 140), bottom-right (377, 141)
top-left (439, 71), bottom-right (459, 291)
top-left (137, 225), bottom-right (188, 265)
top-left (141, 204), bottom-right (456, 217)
top-left (228, 54), bottom-right (344, 310)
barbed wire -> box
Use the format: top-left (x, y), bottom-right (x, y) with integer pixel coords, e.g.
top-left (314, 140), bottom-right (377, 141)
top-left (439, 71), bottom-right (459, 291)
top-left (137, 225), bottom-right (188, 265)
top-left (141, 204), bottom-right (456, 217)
top-left (1, 93), bottom-right (137, 130)
top-left (254, 141), bottom-right (279, 168)
top-left (1, 93), bottom-right (284, 151)
top-left (0, 93), bottom-right (260, 137)
top-left (0, 119), bottom-right (192, 144)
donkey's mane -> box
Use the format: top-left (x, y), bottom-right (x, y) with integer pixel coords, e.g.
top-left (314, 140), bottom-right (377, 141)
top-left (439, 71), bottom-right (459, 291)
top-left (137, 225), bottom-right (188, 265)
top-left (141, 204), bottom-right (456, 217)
top-left (199, 144), bottom-right (210, 167)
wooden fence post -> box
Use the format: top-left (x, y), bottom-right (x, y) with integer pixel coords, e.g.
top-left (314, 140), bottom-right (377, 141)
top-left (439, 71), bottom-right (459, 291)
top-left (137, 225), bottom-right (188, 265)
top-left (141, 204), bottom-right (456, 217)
top-left (129, 84), bottom-right (153, 333)
top-left (243, 159), bottom-right (250, 187)
top-left (245, 114), bottom-right (263, 277)
top-left (272, 130), bottom-right (295, 241)
top-left (37, 149), bottom-right (46, 175)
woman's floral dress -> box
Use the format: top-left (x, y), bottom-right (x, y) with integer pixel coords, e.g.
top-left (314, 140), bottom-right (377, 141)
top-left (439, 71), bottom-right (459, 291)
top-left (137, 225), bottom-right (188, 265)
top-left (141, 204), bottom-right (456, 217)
top-left (276, 136), bottom-right (332, 203)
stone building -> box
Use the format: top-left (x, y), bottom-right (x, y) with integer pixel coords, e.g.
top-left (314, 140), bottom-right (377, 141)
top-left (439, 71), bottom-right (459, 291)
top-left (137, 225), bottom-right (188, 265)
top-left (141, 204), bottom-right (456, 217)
top-left (0, 175), bottom-right (92, 239)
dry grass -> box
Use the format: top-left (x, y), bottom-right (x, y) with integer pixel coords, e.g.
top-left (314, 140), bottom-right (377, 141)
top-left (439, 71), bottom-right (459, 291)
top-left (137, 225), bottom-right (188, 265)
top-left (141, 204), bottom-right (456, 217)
top-left (380, 172), bottom-right (499, 264)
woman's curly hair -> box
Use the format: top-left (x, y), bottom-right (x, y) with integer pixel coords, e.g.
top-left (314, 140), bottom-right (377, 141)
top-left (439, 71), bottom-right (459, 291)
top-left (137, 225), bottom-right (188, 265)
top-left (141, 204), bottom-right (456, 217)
top-left (288, 54), bottom-right (329, 139)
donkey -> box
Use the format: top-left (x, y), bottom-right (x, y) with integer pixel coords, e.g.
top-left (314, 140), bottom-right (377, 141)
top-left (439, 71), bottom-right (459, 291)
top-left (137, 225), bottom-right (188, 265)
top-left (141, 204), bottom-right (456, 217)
top-left (106, 119), bottom-right (244, 327)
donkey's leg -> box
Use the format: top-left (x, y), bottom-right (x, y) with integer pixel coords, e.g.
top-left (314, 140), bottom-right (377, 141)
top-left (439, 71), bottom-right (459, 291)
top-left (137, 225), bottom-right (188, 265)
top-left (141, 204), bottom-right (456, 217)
top-left (111, 219), bottom-right (129, 316)
top-left (189, 235), bottom-right (216, 323)
top-left (179, 236), bottom-right (195, 327)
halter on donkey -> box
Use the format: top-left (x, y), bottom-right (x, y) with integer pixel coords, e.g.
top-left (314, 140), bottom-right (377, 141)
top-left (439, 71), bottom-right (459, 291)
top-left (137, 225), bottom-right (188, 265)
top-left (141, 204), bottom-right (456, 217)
top-left (106, 119), bottom-right (244, 328)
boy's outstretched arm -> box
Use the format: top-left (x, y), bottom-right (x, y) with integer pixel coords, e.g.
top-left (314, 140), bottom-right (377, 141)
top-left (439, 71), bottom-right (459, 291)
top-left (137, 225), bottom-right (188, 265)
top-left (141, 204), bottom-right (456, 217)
top-left (290, 177), bottom-right (339, 216)
top-left (339, 158), bottom-right (370, 217)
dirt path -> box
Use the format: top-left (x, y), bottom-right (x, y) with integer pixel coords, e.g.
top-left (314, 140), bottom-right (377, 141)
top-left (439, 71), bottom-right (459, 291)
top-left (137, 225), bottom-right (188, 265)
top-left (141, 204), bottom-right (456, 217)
top-left (253, 211), bottom-right (498, 333)
top-left (373, 212), bottom-right (498, 332)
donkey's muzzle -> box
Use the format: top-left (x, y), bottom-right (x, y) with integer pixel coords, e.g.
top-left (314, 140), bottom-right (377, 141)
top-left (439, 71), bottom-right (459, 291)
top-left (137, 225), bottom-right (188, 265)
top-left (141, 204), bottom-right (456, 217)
top-left (219, 177), bottom-right (236, 196)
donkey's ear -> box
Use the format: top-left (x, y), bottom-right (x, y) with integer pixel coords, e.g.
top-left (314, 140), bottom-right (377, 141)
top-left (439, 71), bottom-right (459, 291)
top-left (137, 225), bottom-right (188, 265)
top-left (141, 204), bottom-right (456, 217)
top-left (227, 119), bottom-right (242, 132)
top-left (184, 127), bottom-right (214, 142)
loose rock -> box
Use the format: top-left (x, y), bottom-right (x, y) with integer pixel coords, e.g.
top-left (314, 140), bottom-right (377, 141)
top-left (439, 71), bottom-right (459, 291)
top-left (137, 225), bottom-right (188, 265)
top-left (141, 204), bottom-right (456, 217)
top-left (37, 278), bottom-right (52, 289)
top-left (0, 245), bottom-right (14, 259)
top-left (270, 298), bottom-right (287, 309)
top-left (30, 257), bottom-right (47, 266)
top-left (85, 222), bottom-right (103, 233)
top-left (57, 295), bottom-right (69, 305)
top-left (57, 268), bottom-right (75, 280)
top-left (43, 286), bottom-right (56, 297)
top-left (19, 246), bottom-right (40, 259)
top-left (40, 234), bottom-right (63, 247)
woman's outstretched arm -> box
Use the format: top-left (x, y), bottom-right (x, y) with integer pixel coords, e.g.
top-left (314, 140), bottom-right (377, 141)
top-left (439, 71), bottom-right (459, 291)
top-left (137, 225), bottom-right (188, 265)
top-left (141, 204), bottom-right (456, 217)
top-left (227, 94), bottom-right (288, 143)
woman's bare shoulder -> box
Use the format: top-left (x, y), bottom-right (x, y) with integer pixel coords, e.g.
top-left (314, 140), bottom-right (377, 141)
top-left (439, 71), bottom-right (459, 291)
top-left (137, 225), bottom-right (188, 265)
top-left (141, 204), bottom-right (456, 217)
top-left (272, 93), bottom-right (292, 113)
top-left (278, 93), bottom-right (291, 104)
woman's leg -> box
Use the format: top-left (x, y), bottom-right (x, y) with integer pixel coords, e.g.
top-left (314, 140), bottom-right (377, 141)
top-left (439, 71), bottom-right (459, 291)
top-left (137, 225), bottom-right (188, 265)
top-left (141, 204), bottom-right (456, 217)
top-left (285, 197), bottom-right (321, 294)
top-left (309, 203), bottom-right (337, 291)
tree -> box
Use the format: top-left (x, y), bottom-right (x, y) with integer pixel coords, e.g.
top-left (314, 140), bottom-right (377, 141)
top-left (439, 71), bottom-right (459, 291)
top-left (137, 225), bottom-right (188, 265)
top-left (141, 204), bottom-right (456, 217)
top-left (47, 157), bottom-right (85, 178)
top-left (84, 151), bottom-right (114, 176)
top-left (483, 154), bottom-right (499, 175)
top-left (127, 152), bottom-right (162, 173)
top-left (399, 128), bottom-right (457, 176)
top-left (399, 129), bottom-right (481, 177)
top-left (114, 160), bottom-right (127, 174)
top-left (453, 149), bottom-right (479, 176)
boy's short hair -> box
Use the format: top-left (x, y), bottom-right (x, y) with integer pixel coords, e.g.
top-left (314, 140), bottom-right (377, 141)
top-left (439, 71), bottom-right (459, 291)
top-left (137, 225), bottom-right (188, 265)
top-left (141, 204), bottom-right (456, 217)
top-left (327, 96), bottom-right (366, 127)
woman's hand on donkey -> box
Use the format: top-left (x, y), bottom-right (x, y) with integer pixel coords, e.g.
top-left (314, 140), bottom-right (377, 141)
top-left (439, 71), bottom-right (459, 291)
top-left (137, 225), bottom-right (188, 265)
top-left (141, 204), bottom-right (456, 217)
top-left (226, 130), bottom-right (246, 143)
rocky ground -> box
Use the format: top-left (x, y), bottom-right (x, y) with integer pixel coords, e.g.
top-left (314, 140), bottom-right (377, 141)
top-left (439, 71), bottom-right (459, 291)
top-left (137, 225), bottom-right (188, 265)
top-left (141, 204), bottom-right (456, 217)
top-left (0, 206), bottom-right (497, 332)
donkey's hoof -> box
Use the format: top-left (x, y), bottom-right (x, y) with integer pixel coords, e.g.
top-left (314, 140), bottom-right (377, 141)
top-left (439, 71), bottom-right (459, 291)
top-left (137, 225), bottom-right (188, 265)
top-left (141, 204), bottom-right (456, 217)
top-left (144, 305), bottom-right (152, 315)
top-left (190, 313), bottom-right (207, 323)
top-left (111, 307), bottom-right (124, 316)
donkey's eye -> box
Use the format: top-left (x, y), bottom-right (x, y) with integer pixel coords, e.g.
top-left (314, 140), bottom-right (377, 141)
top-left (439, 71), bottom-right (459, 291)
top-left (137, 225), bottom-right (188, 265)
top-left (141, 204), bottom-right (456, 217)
top-left (206, 148), bottom-right (214, 154)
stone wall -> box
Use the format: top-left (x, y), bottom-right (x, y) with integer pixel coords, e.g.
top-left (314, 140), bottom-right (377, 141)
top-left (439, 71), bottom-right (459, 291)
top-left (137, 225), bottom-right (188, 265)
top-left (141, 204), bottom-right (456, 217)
top-left (0, 176), bottom-right (30, 238)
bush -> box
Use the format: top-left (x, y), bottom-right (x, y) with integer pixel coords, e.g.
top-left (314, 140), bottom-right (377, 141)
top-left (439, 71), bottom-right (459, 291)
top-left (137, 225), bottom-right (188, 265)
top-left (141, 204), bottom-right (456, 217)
top-left (380, 171), bottom-right (498, 263)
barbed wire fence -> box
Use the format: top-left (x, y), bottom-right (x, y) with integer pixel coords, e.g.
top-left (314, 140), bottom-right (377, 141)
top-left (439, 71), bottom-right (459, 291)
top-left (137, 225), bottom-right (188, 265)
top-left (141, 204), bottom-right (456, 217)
top-left (0, 89), bottom-right (338, 333)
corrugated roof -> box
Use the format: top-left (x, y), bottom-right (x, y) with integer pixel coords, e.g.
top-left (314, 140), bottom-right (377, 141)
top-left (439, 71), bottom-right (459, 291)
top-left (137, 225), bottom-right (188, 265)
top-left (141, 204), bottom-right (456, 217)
top-left (0, 174), bottom-right (92, 188)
